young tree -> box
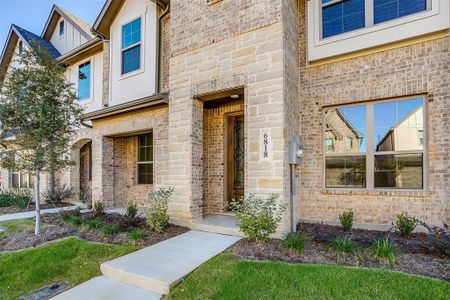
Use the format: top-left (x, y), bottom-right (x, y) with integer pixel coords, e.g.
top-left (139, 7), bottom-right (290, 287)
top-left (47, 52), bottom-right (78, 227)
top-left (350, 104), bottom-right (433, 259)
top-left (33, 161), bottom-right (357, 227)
top-left (0, 42), bottom-right (83, 234)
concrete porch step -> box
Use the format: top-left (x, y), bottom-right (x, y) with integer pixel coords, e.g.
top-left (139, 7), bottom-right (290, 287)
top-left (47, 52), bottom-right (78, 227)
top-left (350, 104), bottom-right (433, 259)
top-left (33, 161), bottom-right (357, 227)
top-left (52, 276), bottom-right (161, 300)
top-left (100, 231), bottom-right (241, 295)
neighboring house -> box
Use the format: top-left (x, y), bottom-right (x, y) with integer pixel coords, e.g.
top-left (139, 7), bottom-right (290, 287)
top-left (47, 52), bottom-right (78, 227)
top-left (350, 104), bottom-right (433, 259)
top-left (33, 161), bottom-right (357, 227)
top-left (0, 0), bottom-right (449, 235)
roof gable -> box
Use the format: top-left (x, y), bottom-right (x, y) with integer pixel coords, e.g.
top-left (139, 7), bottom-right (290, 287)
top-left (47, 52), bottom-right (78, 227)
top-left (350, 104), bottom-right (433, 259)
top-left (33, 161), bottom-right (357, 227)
top-left (41, 5), bottom-right (94, 41)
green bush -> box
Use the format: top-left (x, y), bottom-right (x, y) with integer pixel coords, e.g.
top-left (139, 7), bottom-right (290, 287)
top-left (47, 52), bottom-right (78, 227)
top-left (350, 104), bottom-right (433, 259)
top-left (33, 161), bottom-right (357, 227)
top-left (394, 212), bottom-right (417, 236)
top-left (0, 191), bottom-right (13, 207)
top-left (282, 233), bottom-right (307, 254)
top-left (42, 184), bottom-right (73, 205)
top-left (231, 193), bottom-right (286, 243)
top-left (0, 189), bottom-right (31, 209)
top-left (339, 210), bottom-right (353, 232)
top-left (102, 224), bottom-right (119, 236)
top-left (146, 187), bottom-right (174, 234)
top-left (92, 199), bottom-right (104, 216)
top-left (62, 215), bottom-right (83, 226)
top-left (368, 238), bottom-right (396, 265)
top-left (126, 201), bottom-right (138, 218)
top-left (330, 236), bottom-right (356, 259)
top-left (83, 218), bottom-right (103, 230)
top-left (128, 229), bottom-right (144, 241)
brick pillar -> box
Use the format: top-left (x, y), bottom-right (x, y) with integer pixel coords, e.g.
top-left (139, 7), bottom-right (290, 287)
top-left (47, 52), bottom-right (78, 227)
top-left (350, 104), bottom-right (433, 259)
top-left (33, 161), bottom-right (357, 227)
top-left (92, 136), bottom-right (114, 207)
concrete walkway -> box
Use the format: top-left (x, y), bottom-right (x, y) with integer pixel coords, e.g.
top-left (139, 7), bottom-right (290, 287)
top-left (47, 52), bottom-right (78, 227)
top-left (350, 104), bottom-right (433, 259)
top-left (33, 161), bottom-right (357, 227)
top-left (0, 205), bottom-right (86, 222)
top-left (53, 231), bottom-right (241, 299)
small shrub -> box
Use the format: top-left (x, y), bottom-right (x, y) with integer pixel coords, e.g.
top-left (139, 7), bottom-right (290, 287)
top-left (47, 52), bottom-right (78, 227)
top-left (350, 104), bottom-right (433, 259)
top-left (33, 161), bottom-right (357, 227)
top-left (62, 215), bottom-right (83, 226)
top-left (394, 212), bottom-right (417, 236)
top-left (102, 224), bottom-right (120, 236)
top-left (0, 191), bottom-right (13, 207)
top-left (83, 218), bottom-right (103, 230)
top-left (330, 236), bottom-right (356, 259)
top-left (339, 210), bottom-right (353, 232)
top-left (368, 238), bottom-right (396, 265)
top-left (128, 229), bottom-right (144, 241)
top-left (0, 189), bottom-right (32, 209)
top-left (282, 233), bottom-right (307, 254)
top-left (42, 184), bottom-right (73, 205)
top-left (420, 221), bottom-right (450, 256)
top-left (126, 201), bottom-right (138, 218)
top-left (79, 189), bottom-right (92, 208)
top-left (231, 193), bottom-right (286, 243)
top-left (146, 187), bottom-right (174, 234)
top-left (92, 199), bottom-right (104, 216)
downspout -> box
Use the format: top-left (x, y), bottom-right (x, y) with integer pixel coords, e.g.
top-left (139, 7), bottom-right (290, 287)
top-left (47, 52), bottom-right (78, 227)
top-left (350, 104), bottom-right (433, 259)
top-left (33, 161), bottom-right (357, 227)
top-left (155, 3), bottom-right (170, 93)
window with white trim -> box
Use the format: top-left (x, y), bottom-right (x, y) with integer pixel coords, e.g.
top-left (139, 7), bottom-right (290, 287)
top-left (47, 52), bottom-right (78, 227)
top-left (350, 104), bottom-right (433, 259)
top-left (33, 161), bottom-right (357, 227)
top-left (321, 0), bottom-right (429, 39)
top-left (18, 41), bottom-right (23, 55)
top-left (59, 20), bottom-right (65, 37)
top-left (324, 97), bottom-right (425, 190)
top-left (121, 18), bottom-right (141, 75)
top-left (137, 133), bottom-right (153, 185)
top-left (78, 61), bottom-right (91, 100)
top-left (11, 171), bottom-right (34, 189)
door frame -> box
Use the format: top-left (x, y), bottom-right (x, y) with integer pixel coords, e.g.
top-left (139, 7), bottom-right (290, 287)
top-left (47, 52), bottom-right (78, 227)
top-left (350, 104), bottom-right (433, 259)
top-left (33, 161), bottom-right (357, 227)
top-left (224, 111), bottom-right (245, 209)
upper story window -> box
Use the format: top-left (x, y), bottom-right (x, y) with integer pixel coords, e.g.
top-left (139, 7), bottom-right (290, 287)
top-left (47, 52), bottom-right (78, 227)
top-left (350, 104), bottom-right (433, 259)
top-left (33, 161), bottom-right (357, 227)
top-left (78, 61), bottom-right (91, 100)
top-left (121, 18), bottom-right (141, 75)
top-left (321, 0), bottom-right (428, 39)
top-left (59, 20), bottom-right (65, 37)
top-left (137, 133), bottom-right (153, 185)
top-left (324, 97), bottom-right (425, 190)
top-left (18, 41), bottom-right (23, 55)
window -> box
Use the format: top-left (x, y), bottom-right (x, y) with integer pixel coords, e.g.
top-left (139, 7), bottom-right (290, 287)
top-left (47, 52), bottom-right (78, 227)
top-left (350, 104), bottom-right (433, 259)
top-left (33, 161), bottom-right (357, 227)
top-left (325, 138), bottom-right (335, 152)
top-left (321, 0), bottom-right (428, 39)
top-left (78, 61), bottom-right (91, 100)
top-left (137, 133), bottom-right (153, 184)
top-left (18, 41), bottom-right (23, 55)
top-left (121, 18), bottom-right (141, 75)
top-left (324, 97), bottom-right (425, 190)
top-left (11, 171), bottom-right (34, 189)
top-left (59, 20), bottom-right (65, 36)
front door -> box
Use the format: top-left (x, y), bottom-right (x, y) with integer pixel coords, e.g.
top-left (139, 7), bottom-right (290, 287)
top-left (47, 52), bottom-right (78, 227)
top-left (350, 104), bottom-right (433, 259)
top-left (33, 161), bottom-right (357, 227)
top-left (227, 114), bottom-right (245, 207)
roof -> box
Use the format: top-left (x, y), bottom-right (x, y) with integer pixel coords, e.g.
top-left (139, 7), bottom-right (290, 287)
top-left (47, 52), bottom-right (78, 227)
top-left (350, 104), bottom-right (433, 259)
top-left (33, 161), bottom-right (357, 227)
top-left (0, 24), bottom-right (61, 84)
top-left (93, 0), bottom-right (169, 38)
top-left (41, 5), bottom-right (94, 41)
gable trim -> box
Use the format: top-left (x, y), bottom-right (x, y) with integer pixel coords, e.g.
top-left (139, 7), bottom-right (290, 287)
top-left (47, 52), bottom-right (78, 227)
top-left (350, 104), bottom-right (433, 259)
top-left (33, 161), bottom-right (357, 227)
top-left (41, 5), bottom-right (92, 41)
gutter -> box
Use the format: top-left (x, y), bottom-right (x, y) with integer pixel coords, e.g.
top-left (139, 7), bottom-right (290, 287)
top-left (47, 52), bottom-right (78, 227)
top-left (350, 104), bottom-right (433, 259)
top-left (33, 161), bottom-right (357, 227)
top-left (156, 2), bottom-right (170, 93)
top-left (57, 37), bottom-right (103, 64)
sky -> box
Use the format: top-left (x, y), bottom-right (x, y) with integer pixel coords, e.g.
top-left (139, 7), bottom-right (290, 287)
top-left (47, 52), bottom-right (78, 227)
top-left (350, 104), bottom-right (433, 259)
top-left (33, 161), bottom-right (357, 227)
top-left (0, 0), bottom-right (105, 50)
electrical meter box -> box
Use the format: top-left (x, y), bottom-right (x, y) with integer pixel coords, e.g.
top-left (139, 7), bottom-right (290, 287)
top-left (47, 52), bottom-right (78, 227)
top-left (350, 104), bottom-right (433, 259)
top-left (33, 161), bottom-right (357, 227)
top-left (289, 136), bottom-right (303, 165)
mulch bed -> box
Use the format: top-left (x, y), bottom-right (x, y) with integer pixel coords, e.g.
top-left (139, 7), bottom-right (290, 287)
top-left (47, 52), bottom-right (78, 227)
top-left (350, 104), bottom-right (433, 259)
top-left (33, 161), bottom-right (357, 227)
top-left (0, 210), bottom-right (189, 251)
top-left (229, 223), bottom-right (450, 281)
top-left (0, 202), bottom-right (73, 215)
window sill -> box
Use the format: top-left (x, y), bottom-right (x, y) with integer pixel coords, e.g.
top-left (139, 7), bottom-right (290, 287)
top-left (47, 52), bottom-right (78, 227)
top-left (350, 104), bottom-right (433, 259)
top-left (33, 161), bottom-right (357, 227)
top-left (321, 188), bottom-right (430, 198)
top-left (119, 67), bottom-right (144, 81)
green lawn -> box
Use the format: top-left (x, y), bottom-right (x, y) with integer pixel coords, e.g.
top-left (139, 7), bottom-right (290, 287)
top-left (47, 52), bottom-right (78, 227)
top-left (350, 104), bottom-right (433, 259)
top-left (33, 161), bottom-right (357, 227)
top-left (0, 219), bottom-right (46, 239)
top-left (167, 254), bottom-right (450, 300)
top-left (0, 237), bottom-right (137, 300)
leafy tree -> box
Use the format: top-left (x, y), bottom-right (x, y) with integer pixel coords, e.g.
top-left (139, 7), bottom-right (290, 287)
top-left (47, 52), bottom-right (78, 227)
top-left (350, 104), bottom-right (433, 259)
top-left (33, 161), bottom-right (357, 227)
top-left (0, 42), bottom-right (83, 234)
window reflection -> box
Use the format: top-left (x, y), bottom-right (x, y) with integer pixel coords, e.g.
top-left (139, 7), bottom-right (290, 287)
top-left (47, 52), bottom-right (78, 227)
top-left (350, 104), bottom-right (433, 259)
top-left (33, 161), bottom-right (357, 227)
top-left (374, 154), bottom-right (423, 189)
top-left (375, 98), bottom-right (423, 151)
top-left (325, 156), bottom-right (366, 188)
top-left (325, 105), bottom-right (366, 153)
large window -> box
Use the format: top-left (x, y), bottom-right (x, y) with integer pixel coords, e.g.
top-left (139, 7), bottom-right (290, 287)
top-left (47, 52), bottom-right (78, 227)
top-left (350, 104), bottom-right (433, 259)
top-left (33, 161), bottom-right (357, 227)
top-left (121, 18), bottom-right (141, 75)
top-left (78, 61), bottom-right (91, 100)
top-left (137, 133), bottom-right (153, 185)
top-left (321, 0), bottom-right (428, 38)
top-left (324, 97), bottom-right (425, 190)
top-left (11, 171), bottom-right (34, 189)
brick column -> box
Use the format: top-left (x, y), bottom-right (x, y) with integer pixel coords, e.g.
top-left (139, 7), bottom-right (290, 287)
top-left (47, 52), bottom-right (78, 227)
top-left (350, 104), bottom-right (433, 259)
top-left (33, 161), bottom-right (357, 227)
top-left (92, 136), bottom-right (114, 207)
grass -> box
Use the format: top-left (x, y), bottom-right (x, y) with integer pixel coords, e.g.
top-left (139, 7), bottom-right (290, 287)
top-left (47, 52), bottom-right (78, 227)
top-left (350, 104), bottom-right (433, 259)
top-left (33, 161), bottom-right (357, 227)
top-left (0, 237), bottom-right (137, 300)
top-left (330, 236), bottom-right (356, 256)
top-left (167, 254), bottom-right (450, 300)
top-left (282, 233), bottom-right (307, 253)
top-left (0, 219), bottom-right (48, 240)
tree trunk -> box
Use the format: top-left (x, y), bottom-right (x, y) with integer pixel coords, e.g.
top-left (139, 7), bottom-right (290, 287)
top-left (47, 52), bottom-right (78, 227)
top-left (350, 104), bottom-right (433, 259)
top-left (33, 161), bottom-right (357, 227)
top-left (34, 170), bottom-right (41, 235)
top-left (49, 168), bottom-right (55, 194)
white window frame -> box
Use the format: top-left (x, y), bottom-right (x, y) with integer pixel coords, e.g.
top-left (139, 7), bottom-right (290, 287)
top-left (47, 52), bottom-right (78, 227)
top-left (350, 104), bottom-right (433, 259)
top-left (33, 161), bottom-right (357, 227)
top-left (18, 41), bottom-right (23, 55)
top-left (59, 20), bottom-right (65, 38)
top-left (120, 16), bottom-right (143, 77)
top-left (77, 58), bottom-right (93, 102)
top-left (323, 95), bottom-right (427, 192)
top-left (136, 133), bottom-right (153, 185)
top-left (308, 0), bottom-right (449, 61)
top-left (10, 170), bottom-right (34, 189)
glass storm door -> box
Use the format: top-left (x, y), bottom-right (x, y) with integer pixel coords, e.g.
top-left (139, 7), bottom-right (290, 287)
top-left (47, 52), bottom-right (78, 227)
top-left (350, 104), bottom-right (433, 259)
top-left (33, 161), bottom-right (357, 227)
top-left (227, 114), bottom-right (245, 206)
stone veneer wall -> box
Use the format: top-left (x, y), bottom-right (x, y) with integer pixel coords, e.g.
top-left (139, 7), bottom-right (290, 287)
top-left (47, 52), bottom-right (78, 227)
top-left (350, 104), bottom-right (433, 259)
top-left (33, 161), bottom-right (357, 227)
top-left (203, 102), bottom-right (244, 214)
top-left (84, 106), bottom-right (169, 208)
top-left (168, 0), bottom-right (287, 231)
top-left (297, 1), bottom-right (450, 226)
